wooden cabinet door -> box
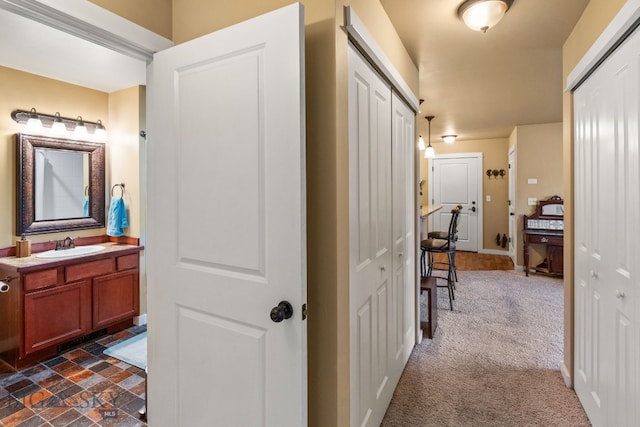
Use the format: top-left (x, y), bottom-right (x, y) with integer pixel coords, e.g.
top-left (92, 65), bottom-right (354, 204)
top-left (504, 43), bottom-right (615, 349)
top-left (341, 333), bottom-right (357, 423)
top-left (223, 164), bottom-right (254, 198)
top-left (92, 271), bottom-right (139, 329)
top-left (548, 245), bottom-right (563, 275)
top-left (24, 281), bottom-right (91, 354)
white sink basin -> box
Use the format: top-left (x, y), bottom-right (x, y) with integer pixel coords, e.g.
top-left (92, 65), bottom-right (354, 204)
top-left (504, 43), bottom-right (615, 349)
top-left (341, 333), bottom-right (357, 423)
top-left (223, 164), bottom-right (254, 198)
top-left (36, 245), bottom-right (106, 259)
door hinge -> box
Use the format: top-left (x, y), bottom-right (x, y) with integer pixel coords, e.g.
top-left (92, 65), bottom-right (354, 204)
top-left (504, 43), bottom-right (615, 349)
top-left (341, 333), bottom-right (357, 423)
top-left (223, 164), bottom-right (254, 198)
top-left (432, 166), bottom-right (434, 172)
top-left (508, 163), bottom-right (511, 169)
top-left (301, 303), bottom-right (307, 320)
top-left (509, 237), bottom-right (512, 243)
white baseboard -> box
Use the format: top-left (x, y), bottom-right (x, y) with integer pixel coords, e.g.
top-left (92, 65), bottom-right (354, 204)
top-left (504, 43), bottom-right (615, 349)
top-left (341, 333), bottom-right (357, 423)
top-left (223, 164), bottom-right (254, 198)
top-left (134, 313), bottom-right (147, 326)
top-left (478, 248), bottom-right (510, 255)
top-left (561, 360), bottom-right (573, 388)
top-left (514, 265), bottom-right (524, 271)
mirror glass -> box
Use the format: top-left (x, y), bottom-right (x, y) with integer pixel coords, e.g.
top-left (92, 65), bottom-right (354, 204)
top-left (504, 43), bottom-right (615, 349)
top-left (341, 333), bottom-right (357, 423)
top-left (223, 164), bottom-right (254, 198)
top-left (17, 133), bottom-right (105, 235)
top-left (34, 148), bottom-right (90, 221)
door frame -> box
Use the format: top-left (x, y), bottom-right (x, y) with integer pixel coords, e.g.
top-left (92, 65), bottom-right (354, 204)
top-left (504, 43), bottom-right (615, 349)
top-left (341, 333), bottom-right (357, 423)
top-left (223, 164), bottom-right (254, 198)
top-left (427, 152), bottom-right (483, 253)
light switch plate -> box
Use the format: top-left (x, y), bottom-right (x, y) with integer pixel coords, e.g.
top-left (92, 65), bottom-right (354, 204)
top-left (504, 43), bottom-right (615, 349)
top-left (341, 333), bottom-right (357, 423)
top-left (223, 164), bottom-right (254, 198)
top-left (527, 178), bottom-right (538, 184)
top-left (528, 197), bottom-right (537, 206)
top-left (486, 195), bottom-right (491, 202)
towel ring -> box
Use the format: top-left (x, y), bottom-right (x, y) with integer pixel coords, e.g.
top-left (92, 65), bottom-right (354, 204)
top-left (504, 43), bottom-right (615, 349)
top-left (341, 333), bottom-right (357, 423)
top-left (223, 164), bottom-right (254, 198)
top-left (84, 185), bottom-right (89, 196)
top-left (111, 183), bottom-right (125, 198)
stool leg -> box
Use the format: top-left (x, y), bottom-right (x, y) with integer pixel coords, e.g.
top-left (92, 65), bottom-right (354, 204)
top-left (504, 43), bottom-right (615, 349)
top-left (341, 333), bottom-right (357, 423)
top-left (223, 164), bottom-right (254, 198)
top-left (420, 248), bottom-right (426, 277)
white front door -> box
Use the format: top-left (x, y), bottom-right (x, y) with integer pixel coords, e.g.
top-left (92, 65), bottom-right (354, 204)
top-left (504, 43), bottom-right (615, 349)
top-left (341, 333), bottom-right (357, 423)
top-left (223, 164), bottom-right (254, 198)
top-left (146, 4), bottom-right (306, 426)
top-left (429, 154), bottom-right (481, 252)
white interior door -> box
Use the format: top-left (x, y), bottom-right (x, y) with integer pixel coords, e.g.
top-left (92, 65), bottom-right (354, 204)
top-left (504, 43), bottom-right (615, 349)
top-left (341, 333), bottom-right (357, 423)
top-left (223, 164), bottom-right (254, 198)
top-left (429, 154), bottom-right (481, 252)
top-left (146, 4), bottom-right (306, 426)
top-left (508, 147), bottom-right (516, 261)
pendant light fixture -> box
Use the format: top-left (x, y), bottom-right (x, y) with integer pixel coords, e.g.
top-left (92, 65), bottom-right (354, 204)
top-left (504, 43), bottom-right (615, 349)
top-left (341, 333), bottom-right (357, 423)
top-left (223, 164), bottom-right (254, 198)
top-left (424, 115), bottom-right (435, 159)
top-left (457, 0), bottom-right (513, 33)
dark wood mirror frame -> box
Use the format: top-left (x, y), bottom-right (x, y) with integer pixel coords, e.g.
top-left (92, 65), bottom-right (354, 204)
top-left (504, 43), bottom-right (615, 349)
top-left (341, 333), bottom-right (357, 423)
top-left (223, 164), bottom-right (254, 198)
top-left (16, 133), bottom-right (105, 235)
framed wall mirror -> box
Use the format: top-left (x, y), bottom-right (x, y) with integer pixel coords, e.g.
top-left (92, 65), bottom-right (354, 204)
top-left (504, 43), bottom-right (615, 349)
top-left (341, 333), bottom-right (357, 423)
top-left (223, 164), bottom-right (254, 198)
top-left (16, 133), bottom-right (105, 235)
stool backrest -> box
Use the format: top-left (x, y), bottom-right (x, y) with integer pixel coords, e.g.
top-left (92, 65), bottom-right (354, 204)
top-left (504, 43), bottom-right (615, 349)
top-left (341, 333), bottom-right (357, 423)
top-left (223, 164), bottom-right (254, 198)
top-left (446, 207), bottom-right (461, 244)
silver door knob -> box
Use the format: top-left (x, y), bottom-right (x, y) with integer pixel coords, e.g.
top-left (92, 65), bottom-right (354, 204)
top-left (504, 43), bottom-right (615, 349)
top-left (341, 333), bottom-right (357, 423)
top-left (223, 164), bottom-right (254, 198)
top-left (615, 290), bottom-right (625, 299)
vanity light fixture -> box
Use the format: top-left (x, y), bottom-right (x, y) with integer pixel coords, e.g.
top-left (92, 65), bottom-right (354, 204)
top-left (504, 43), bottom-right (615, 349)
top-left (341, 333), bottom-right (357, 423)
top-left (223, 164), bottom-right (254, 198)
top-left (11, 109), bottom-right (107, 141)
top-left (51, 112), bottom-right (67, 135)
top-left (25, 108), bottom-right (43, 132)
top-left (74, 116), bottom-right (88, 137)
top-left (457, 0), bottom-right (513, 33)
top-left (93, 120), bottom-right (108, 142)
top-left (418, 135), bottom-right (426, 150)
top-left (442, 135), bottom-right (457, 144)
top-left (424, 115), bottom-right (435, 159)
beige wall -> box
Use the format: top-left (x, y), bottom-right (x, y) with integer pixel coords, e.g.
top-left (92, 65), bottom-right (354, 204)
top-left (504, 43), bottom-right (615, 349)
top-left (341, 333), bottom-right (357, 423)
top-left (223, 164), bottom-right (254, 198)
top-left (89, 0), bottom-right (172, 40)
top-left (420, 138), bottom-right (510, 252)
top-left (513, 122), bottom-right (563, 268)
top-left (108, 86), bottom-right (147, 313)
top-left (562, 0), bottom-right (627, 386)
top-left (0, 66), bottom-right (109, 248)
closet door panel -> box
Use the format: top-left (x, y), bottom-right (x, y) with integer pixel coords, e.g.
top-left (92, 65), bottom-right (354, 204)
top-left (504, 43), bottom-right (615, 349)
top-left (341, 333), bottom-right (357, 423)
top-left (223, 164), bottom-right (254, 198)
top-left (348, 45), bottom-right (393, 427)
top-left (391, 93), bottom-right (415, 375)
top-left (575, 24), bottom-right (640, 427)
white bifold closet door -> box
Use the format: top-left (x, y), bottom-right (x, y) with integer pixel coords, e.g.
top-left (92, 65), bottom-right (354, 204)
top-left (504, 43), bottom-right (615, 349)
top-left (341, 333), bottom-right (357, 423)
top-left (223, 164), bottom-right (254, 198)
top-left (348, 44), bottom-right (415, 427)
top-left (573, 22), bottom-right (640, 427)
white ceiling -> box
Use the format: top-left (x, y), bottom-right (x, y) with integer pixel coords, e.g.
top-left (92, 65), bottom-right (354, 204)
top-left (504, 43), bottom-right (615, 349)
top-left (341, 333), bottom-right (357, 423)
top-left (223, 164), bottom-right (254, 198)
top-left (380, 0), bottom-right (590, 142)
top-left (0, 7), bottom-right (147, 93)
top-left (0, 0), bottom-right (590, 138)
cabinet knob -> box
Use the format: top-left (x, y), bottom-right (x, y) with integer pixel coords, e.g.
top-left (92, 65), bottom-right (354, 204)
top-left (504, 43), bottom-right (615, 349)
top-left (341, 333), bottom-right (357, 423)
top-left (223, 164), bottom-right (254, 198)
top-left (590, 270), bottom-right (599, 279)
top-left (615, 290), bottom-right (625, 299)
top-left (380, 265), bottom-right (386, 272)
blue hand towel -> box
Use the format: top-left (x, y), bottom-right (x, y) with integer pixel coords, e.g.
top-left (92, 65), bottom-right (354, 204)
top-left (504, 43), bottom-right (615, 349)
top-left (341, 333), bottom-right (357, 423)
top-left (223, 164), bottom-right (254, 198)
top-left (107, 197), bottom-right (129, 237)
top-left (83, 196), bottom-right (89, 217)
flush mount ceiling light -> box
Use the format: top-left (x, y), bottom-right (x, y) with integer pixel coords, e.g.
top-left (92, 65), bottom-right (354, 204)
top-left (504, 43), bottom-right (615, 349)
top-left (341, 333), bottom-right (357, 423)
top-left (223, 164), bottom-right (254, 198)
top-left (457, 0), bottom-right (514, 33)
top-left (442, 135), bottom-right (457, 144)
top-left (424, 116), bottom-right (435, 159)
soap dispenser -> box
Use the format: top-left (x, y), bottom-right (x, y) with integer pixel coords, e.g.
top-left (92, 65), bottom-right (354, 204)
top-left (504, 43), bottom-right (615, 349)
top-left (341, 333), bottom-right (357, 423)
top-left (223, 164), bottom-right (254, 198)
top-left (16, 234), bottom-right (31, 258)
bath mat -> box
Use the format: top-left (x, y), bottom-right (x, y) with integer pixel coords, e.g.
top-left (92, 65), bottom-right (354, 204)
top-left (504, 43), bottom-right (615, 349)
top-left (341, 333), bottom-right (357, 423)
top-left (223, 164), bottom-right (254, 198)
top-left (104, 332), bottom-right (147, 369)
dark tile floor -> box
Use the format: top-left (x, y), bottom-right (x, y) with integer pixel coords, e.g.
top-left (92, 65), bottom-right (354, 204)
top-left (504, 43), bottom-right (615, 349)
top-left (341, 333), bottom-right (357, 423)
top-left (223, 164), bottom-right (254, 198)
top-left (0, 325), bottom-right (146, 427)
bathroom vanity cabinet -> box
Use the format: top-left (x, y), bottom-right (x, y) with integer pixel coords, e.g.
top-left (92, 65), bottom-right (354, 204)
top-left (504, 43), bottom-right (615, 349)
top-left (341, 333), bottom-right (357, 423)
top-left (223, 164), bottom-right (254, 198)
top-left (0, 244), bottom-right (142, 368)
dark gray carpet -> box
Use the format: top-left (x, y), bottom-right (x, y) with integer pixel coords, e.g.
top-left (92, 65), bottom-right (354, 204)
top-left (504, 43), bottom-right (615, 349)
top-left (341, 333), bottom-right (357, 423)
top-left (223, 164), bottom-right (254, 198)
top-left (382, 271), bottom-right (591, 427)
